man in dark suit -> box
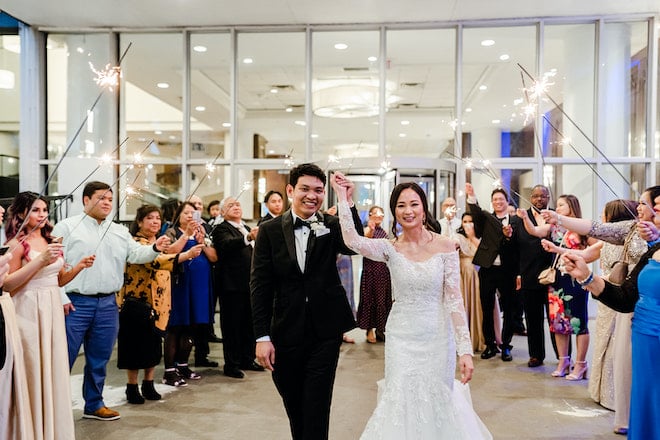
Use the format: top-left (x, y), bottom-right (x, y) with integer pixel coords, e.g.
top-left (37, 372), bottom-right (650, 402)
top-left (257, 190), bottom-right (284, 226)
top-left (512, 185), bottom-right (556, 367)
top-left (213, 196), bottom-right (264, 378)
top-left (250, 163), bottom-right (363, 440)
top-left (466, 182), bottom-right (521, 362)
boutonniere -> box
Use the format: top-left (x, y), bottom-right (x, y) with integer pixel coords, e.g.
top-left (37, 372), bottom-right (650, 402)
top-left (309, 217), bottom-right (330, 237)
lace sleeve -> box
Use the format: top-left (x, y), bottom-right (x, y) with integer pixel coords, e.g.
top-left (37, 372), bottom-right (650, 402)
top-left (337, 200), bottom-right (390, 262)
top-left (588, 220), bottom-right (635, 245)
top-left (441, 251), bottom-right (473, 356)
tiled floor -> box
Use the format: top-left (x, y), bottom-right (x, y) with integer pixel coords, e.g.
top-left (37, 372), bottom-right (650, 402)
top-left (72, 326), bottom-right (622, 440)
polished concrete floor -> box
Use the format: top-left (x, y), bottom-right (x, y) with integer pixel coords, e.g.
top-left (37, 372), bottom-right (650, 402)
top-left (72, 324), bottom-right (622, 440)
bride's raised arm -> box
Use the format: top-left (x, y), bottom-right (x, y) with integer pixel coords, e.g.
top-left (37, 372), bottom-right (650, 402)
top-left (331, 172), bottom-right (390, 263)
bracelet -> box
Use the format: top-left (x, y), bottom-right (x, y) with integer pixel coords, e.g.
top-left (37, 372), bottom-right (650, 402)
top-left (576, 271), bottom-right (594, 287)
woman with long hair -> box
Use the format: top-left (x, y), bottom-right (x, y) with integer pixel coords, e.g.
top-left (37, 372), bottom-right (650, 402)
top-left (3, 192), bottom-right (94, 439)
top-left (117, 204), bottom-right (203, 402)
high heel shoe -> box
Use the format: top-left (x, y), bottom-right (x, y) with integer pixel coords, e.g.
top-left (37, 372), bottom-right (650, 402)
top-left (551, 356), bottom-right (571, 377)
top-left (566, 361), bottom-right (588, 381)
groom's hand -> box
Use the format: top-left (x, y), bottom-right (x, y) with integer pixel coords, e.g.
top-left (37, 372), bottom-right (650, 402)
top-left (256, 341), bottom-right (276, 371)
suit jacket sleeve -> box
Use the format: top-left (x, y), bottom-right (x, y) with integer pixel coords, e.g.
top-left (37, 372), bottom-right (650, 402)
top-left (250, 222), bottom-right (275, 339)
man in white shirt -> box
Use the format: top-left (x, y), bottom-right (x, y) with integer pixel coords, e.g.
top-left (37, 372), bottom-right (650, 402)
top-left (439, 196), bottom-right (461, 237)
top-left (53, 181), bottom-right (169, 421)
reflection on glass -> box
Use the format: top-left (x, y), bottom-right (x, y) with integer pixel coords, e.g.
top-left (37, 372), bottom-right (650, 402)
top-left (542, 24), bottom-right (595, 159)
top-left (462, 27), bottom-right (536, 159)
top-left (386, 29), bottom-right (456, 158)
top-left (0, 33), bottom-right (20, 194)
top-left (601, 21), bottom-right (648, 158)
top-left (237, 32), bottom-right (306, 160)
top-left (312, 30), bottom-right (379, 164)
top-left (121, 33), bottom-right (183, 161)
top-left (191, 33), bottom-right (230, 160)
top-left (46, 33), bottom-right (113, 160)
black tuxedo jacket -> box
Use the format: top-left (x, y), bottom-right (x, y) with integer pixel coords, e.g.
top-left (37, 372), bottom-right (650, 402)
top-left (213, 221), bottom-right (253, 293)
top-left (250, 207), bottom-right (363, 346)
top-left (512, 208), bottom-right (554, 290)
top-left (467, 201), bottom-right (520, 271)
top-left (257, 213), bottom-right (274, 226)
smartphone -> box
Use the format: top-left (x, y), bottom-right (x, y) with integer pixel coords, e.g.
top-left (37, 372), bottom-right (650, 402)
top-left (192, 211), bottom-right (202, 222)
top-left (0, 246), bottom-right (9, 256)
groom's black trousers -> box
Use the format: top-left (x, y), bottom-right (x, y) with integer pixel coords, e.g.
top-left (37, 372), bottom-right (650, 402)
top-left (272, 334), bottom-right (342, 440)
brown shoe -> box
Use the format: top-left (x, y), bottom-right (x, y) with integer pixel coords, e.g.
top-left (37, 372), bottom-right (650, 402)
top-left (82, 406), bottom-right (120, 421)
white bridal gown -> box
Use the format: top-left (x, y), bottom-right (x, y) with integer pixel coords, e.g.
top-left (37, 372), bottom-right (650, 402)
top-left (338, 201), bottom-right (492, 440)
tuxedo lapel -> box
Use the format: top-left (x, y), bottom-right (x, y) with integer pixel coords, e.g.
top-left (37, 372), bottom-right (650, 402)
top-left (281, 210), bottom-right (299, 271)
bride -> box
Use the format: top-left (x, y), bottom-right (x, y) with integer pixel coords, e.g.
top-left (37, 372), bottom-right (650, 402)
top-left (331, 172), bottom-right (491, 439)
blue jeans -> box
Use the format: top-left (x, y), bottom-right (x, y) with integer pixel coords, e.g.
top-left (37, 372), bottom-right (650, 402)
top-left (65, 294), bottom-right (119, 414)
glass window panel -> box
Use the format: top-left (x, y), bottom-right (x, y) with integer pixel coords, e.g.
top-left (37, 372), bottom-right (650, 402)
top-left (237, 32), bottom-right (306, 160)
top-left (121, 33), bottom-right (183, 161)
top-left (46, 33), bottom-right (113, 161)
top-left (543, 164), bottom-right (596, 219)
top-left (0, 33), bottom-right (20, 197)
top-left (190, 33), bottom-right (230, 161)
top-left (312, 30), bottom-right (379, 164)
top-left (468, 167), bottom-right (535, 212)
top-left (462, 26), bottom-right (536, 160)
top-left (542, 24), bottom-right (596, 160)
top-left (601, 21), bottom-right (648, 158)
top-left (188, 163), bottom-right (226, 211)
top-left (386, 29), bottom-right (455, 159)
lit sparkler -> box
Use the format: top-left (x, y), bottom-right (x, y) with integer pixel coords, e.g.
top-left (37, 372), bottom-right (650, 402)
top-left (89, 63), bottom-right (122, 91)
top-left (234, 180), bottom-right (253, 202)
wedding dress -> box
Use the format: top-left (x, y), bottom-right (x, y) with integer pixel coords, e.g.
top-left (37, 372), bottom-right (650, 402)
top-left (338, 201), bottom-right (492, 440)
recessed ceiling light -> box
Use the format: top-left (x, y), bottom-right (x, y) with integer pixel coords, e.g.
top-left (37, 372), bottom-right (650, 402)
top-left (491, 119), bottom-right (501, 124)
top-left (270, 88), bottom-right (278, 94)
top-left (267, 149), bottom-right (275, 154)
top-left (399, 133), bottom-right (407, 138)
top-left (513, 98), bottom-right (523, 105)
top-left (334, 43), bottom-right (348, 50)
top-left (479, 85), bottom-right (487, 91)
top-left (157, 82), bottom-right (170, 89)
top-left (367, 56), bottom-right (377, 62)
top-left (311, 133), bottom-right (319, 138)
top-left (465, 108), bottom-right (472, 112)
top-left (481, 39), bottom-right (495, 47)
top-left (154, 130), bottom-right (162, 135)
top-left (242, 58), bottom-right (253, 64)
top-left (193, 45), bottom-right (207, 53)
top-left (222, 122), bottom-right (231, 128)
top-left (285, 107), bottom-right (293, 112)
top-left (400, 120), bottom-right (410, 126)
top-left (294, 120), bottom-right (306, 126)
top-left (168, 135), bottom-right (176, 140)
top-left (499, 54), bottom-right (510, 61)
top-left (76, 47), bottom-right (84, 53)
top-left (195, 106), bottom-right (206, 112)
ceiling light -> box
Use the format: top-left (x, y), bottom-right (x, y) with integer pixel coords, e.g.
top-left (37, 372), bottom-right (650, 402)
top-left (222, 122), bottom-right (231, 128)
top-left (465, 108), bottom-right (472, 112)
top-left (0, 70), bottom-right (15, 89)
top-left (479, 85), bottom-right (487, 91)
top-left (367, 56), bottom-right (377, 62)
top-left (334, 43), bottom-right (348, 50)
top-left (499, 54), bottom-right (510, 61)
top-left (270, 88), bottom-right (278, 94)
top-left (1, 36), bottom-right (20, 54)
top-left (169, 135), bottom-right (176, 140)
top-left (294, 120), bottom-right (306, 126)
top-left (193, 45), bottom-right (207, 53)
top-left (242, 57), bottom-right (253, 64)
top-left (481, 39), bottom-right (495, 47)
top-left (76, 47), bottom-right (84, 53)
top-left (157, 82), bottom-right (170, 89)
top-left (311, 133), bottom-right (319, 138)
top-left (513, 98), bottom-right (523, 105)
top-left (491, 119), bottom-right (501, 124)
top-left (154, 130), bottom-right (163, 135)
top-left (399, 133), bottom-right (407, 138)
top-left (400, 120), bottom-right (410, 126)
top-left (285, 107), bottom-right (293, 112)
top-left (195, 106), bottom-right (206, 112)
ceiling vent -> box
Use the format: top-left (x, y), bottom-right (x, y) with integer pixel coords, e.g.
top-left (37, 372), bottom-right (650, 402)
top-left (270, 84), bottom-right (295, 91)
top-left (343, 67), bottom-right (370, 72)
top-left (400, 82), bottom-right (423, 88)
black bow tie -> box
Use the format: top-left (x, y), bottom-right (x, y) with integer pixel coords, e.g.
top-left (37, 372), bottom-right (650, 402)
top-left (294, 218), bottom-right (311, 229)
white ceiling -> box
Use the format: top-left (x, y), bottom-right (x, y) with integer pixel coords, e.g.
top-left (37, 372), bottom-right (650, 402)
top-left (1, 0), bottom-right (658, 29)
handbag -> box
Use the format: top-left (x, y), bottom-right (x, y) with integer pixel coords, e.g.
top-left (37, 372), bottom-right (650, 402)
top-left (608, 229), bottom-right (633, 285)
top-left (538, 252), bottom-right (559, 285)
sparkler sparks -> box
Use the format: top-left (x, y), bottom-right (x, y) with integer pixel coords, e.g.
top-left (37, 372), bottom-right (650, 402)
top-left (89, 62), bottom-right (122, 91)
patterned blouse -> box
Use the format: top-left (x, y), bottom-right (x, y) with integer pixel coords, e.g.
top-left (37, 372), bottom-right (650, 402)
top-left (117, 235), bottom-right (179, 332)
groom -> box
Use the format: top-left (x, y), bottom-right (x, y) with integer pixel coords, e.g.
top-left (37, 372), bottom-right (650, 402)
top-left (250, 163), bottom-right (363, 440)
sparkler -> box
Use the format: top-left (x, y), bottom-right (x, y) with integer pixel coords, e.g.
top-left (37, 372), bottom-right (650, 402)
top-left (187, 150), bottom-right (224, 202)
top-left (283, 147), bottom-right (296, 168)
top-left (345, 140), bottom-right (363, 174)
top-left (234, 180), bottom-right (253, 202)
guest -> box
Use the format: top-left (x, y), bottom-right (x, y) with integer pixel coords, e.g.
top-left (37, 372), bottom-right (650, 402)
top-left (213, 197), bottom-right (264, 378)
top-left (207, 200), bottom-right (221, 226)
top-left (456, 212), bottom-right (486, 352)
top-left (160, 198), bottom-right (180, 236)
top-left (4, 192), bottom-right (94, 437)
top-left (518, 194), bottom-right (600, 380)
top-left (258, 190), bottom-right (284, 226)
top-left (587, 200), bottom-right (637, 412)
top-left (117, 204), bottom-right (203, 403)
top-left (439, 197), bottom-right (461, 238)
top-left (357, 205), bottom-right (392, 344)
top-left (54, 181), bottom-right (169, 421)
top-left (163, 201), bottom-right (217, 385)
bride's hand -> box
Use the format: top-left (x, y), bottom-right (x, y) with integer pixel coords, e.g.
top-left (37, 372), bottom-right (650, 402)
top-left (330, 172), bottom-right (349, 200)
top-left (458, 354), bottom-right (474, 384)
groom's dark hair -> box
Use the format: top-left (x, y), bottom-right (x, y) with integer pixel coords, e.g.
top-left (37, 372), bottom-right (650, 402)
top-left (289, 163), bottom-right (326, 187)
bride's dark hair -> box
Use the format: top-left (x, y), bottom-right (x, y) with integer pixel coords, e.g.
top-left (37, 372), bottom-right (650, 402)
top-left (389, 182), bottom-right (436, 237)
